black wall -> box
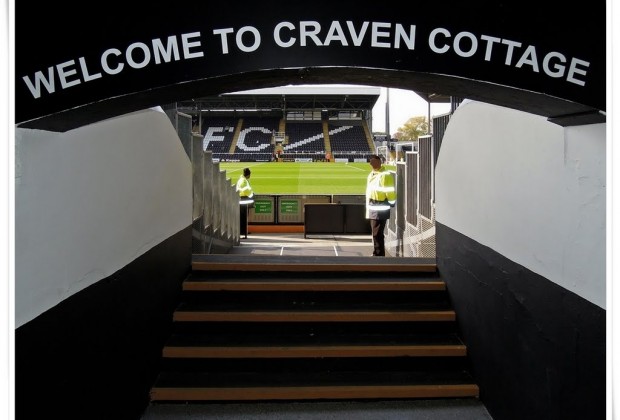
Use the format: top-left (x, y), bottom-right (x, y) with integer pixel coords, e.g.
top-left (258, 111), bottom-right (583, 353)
top-left (436, 222), bottom-right (605, 420)
top-left (304, 203), bottom-right (371, 236)
top-left (16, 1), bottom-right (605, 130)
top-left (15, 226), bottom-right (192, 420)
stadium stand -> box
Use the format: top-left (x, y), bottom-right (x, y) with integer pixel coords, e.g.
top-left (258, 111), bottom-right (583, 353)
top-left (180, 87), bottom-right (387, 162)
top-left (284, 122), bottom-right (325, 152)
top-left (280, 121), bottom-right (327, 160)
top-left (201, 117), bottom-right (238, 158)
top-left (328, 121), bottom-right (373, 161)
top-left (234, 116), bottom-right (279, 161)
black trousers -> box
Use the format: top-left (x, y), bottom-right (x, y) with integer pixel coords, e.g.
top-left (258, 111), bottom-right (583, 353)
top-left (370, 219), bottom-right (387, 256)
top-left (239, 204), bottom-right (248, 238)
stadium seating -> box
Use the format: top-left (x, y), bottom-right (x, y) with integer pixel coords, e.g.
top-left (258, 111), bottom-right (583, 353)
top-left (203, 116), bottom-right (375, 162)
top-left (230, 117), bottom-right (279, 161)
top-left (201, 117), bottom-right (238, 154)
top-left (328, 122), bottom-right (373, 160)
top-left (283, 122), bottom-right (325, 153)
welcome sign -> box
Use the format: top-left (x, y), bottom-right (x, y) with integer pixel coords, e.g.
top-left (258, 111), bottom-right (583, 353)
top-left (15, 0), bottom-right (606, 130)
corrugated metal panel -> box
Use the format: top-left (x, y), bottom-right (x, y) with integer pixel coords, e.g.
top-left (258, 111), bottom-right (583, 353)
top-left (432, 114), bottom-right (450, 168)
top-left (406, 152), bottom-right (417, 227)
top-left (419, 136), bottom-right (433, 220)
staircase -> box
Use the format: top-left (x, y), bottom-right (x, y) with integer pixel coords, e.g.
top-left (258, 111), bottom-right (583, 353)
top-left (322, 119), bottom-right (332, 156)
top-left (149, 254), bottom-right (479, 403)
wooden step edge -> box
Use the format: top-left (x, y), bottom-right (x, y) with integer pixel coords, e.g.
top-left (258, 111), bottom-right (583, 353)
top-left (162, 344), bottom-right (467, 358)
top-left (150, 383), bottom-right (479, 401)
top-left (183, 281), bottom-right (446, 292)
top-left (192, 262), bottom-right (437, 273)
top-left (173, 310), bottom-right (456, 322)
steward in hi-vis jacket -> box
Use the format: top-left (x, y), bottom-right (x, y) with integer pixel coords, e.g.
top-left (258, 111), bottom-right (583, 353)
top-left (365, 155), bottom-right (396, 256)
top-left (236, 167), bottom-right (254, 238)
top-left (236, 168), bottom-right (254, 205)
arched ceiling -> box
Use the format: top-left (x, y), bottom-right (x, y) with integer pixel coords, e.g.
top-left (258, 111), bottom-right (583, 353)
top-left (15, 1), bottom-right (606, 132)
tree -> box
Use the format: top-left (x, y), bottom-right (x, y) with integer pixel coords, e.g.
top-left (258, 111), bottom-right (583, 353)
top-left (393, 116), bottom-right (429, 141)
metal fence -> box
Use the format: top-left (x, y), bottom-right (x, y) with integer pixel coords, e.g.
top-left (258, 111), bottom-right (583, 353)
top-left (384, 150), bottom-right (435, 258)
top-left (384, 112), bottom-right (451, 258)
top-left (165, 104), bottom-right (240, 254)
top-left (191, 140), bottom-right (240, 254)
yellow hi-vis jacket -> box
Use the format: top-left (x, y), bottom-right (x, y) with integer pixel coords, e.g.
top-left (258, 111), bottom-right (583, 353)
top-left (365, 166), bottom-right (396, 218)
top-left (236, 175), bottom-right (254, 204)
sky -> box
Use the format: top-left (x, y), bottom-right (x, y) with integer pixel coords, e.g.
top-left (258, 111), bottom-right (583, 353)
top-left (371, 87), bottom-right (452, 135)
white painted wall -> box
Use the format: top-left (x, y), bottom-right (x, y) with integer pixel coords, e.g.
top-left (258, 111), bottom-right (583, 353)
top-left (435, 101), bottom-right (606, 309)
top-left (15, 108), bottom-right (192, 327)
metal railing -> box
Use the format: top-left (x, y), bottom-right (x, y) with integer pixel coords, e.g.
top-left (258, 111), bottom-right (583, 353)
top-left (384, 111), bottom-right (452, 258)
top-left (191, 147), bottom-right (240, 254)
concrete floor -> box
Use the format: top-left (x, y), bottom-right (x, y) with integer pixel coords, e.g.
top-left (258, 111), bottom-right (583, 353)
top-left (229, 233), bottom-right (375, 257)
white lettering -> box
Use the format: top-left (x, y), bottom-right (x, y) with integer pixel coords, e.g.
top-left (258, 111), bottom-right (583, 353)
top-left (102, 48), bottom-right (124, 74)
top-left (515, 45), bottom-right (539, 72)
top-left (453, 31), bottom-right (477, 57)
top-left (79, 57), bottom-right (102, 82)
top-left (22, 68), bottom-right (55, 98)
top-left (480, 35), bottom-right (501, 61)
top-left (394, 24), bottom-right (415, 49)
top-left (153, 36), bottom-right (181, 64)
top-left (19, 26), bottom-right (591, 101)
top-left (324, 21), bottom-right (348, 46)
top-left (501, 39), bottom-right (522, 66)
top-left (126, 42), bottom-right (151, 69)
top-left (426, 28), bottom-right (590, 86)
top-left (542, 52), bottom-right (566, 78)
top-left (346, 21), bottom-right (369, 46)
top-left (429, 27), bottom-right (451, 54)
top-left (213, 28), bottom-right (234, 54)
top-left (274, 22), bottom-right (296, 47)
top-left (182, 32), bottom-right (204, 59)
top-left (371, 22), bottom-right (391, 48)
top-left (236, 26), bottom-right (261, 52)
top-left (56, 60), bottom-right (81, 89)
top-left (300, 21), bottom-right (323, 46)
top-left (567, 57), bottom-right (589, 86)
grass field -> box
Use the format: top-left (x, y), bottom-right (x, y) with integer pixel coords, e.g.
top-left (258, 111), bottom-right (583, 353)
top-left (219, 162), bottom-right (374, 195)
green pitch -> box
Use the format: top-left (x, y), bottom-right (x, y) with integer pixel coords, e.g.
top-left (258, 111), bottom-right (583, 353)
top-left (219, 162), bottom-right (372, 195)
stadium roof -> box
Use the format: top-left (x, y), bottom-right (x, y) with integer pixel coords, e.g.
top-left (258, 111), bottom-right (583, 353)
top-left (230, 85), bottom-right (381, 96)
top-left (176, 85), bottom-right (450, 115)
top-left (177, 85), bottom-right (383, 114)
